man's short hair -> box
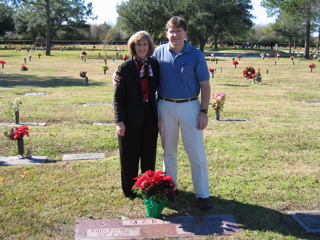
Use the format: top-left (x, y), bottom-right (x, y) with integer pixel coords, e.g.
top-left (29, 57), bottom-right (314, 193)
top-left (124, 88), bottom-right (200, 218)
top-left (165, 16), bottom-right (188, 31)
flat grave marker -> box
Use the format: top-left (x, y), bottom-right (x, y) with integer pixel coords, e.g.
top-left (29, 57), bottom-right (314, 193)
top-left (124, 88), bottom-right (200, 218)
top-left (0, 122), bottom-right (46, 127)
top-left (0, 156), bottom-right (46, 166)
top-left (75, 215), bottom-right (240, 239)
top-left (25, 92), bottom-right (48, 96)
top-left (302, 100), bottom-right (320, 103)
top-left (288, 210), bottom-right (320, 233)
top-left (62, 153), bottom-right (105, 161)
top-left (209, 119), bottom-right (248, 122)
top-left (93, 123), bottom-right (115, 126)
top-left (83, 104), bottom-right (113, 107)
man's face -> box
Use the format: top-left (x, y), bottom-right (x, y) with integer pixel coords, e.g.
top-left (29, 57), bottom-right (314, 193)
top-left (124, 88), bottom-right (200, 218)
top-left (166, 27), bottom-right (187, 46)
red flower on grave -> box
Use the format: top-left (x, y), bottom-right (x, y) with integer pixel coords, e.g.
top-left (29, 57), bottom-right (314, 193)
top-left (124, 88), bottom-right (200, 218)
top-left (5, 126), bottom-right (30, 140)
top-left (132, 170), bottom-right (175, 203)
top-left (309, 63), bottom-right (316, 69)
top-left (21, 65), bottom-right (28, 71)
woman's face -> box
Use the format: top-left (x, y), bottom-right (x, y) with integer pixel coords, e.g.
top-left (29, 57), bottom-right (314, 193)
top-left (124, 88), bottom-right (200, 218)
top-left (135, 38), bottom-right (149, 59)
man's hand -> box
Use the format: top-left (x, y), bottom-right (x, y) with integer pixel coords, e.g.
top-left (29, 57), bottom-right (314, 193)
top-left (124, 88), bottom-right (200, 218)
top-left (116, 122), bottom-right (125, 136)
top-left (113, 70), bottom-right (120, 85)
top-left (198, 112), bottom-right (208, 130)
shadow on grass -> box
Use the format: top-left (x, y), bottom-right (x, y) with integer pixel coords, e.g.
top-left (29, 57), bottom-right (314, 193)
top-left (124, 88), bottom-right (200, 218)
top-left (167, 191), bottom-right (319, 239)
top-left (0, 73), bottom-right (105, 88)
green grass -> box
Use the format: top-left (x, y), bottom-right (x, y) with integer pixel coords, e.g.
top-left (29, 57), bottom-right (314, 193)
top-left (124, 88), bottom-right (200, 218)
top-left (0, 45), bottom-right (320, 239)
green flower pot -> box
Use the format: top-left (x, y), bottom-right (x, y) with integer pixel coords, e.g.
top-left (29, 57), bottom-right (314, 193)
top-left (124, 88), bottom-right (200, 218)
top-left (143, 199), bottom-right (167, 218)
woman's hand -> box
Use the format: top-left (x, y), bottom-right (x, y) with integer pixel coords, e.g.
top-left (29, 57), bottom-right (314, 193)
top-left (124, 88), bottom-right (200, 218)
top-left (116, 122), bottom-right (125, 136)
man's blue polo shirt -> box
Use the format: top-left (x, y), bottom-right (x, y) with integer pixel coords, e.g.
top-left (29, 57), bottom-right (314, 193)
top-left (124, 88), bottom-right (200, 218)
top-left (153, 41), bottom-right (209, 99)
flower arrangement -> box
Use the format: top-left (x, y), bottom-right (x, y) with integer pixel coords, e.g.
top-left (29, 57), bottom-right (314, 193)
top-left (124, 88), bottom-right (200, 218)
top-left (309, 63), bottom-right (316, 72)
top-left (210, 58), bottom-right (215, 61)
top-left (275, 53), bottom-right (280, 59)
top-left (237, 55), bottom-right (242, 60)
top-left (38, 53), bottom-right (41, 59)
top-left (232, 60), bottom-right (239, 68)
top-left (211, 92), bottom-right (226, 111)
top-left (22, 57), bottom-right (27, 63)
top-left (101, 65), bottom-right (109, 75)
top-left (290, 56), bottom-right (294, 65)
top-left (21, 65), bottom-right (28, 71)
top-left (208, 68), bottom-right (215, 78)
top-left (82, 51), bottom-right (87, 56)
top-left (0, 60), bottom-right (6, 68)
top-left (243, 66), bottom-right (255, 79)
top-left (4, 126), bottom-right (30, 140)
top-left (79, 71), bottom-right (87, 78)
top-left (260, 53), bottom-right (265, 60)
top-left (132, 170), bottom-right (176, 203)
top-left (5, 98), bottom-right (22, 124)
top-left (28, 54), bottom-right (32, 61)
top-left (103, 59), bottom-right (107, 65)
top-left (252, 69), bottom-right (262, 83)
top-left (266, 53), bottom-right (270, 57)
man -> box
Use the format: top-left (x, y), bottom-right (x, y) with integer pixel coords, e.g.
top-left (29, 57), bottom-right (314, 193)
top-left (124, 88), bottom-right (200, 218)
top-left (114, 16), bottom-right (211, 210)
top-left (154, 16), bottom-right (211, 210)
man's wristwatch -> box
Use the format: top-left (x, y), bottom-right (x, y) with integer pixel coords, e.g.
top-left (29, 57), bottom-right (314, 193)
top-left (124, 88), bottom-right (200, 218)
top-left (200, 109), bottom-right (208, 114)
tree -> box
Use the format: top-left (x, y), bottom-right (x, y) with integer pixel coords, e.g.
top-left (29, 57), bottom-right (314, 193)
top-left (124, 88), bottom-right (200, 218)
top-left (272, 12), bottom-right (304, 53)
top-left (262, 0), bottom-right (320, 59)
top-left (184, 0), bottom-right (253, 52)
top-left (116, 0), bottom-right (175, 42)
top-left (6, 0), bottom-right (96, 55)
top-left (0, 3), bottom-right (14, 36)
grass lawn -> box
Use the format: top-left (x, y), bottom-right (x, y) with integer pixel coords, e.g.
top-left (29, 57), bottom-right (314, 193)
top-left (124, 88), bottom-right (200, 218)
top-left (0, 45), bottom-right (319, 239)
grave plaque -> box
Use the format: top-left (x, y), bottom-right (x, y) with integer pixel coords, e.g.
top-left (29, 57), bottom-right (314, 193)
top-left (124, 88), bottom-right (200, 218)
top-left (62, 153), bottom-right (105, 161)
top-left (288, 210), bottom-right (320, 233)
top-left (25, 92), bottom-right (48, 96)
top-left (93, 123), bottom-right (115, 126)
top-left (0, 156), bottom-right (46, 166)
top-left (75, 215), bottom-right (240, 239)
top-left (83, 104), bottom-right (113, 107)
top-left (0, 122), bottom-right (46, 127)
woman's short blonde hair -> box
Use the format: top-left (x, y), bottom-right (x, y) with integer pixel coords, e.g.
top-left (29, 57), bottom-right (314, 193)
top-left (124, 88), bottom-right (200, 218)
top-left (127, 31), bottom-right (155, 57)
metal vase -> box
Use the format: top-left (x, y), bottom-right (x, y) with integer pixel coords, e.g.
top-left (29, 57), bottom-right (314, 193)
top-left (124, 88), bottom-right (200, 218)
top-left (215, 110), bottom-right (220, 121)
top-left (17, 138), bottom-right (24, 156)
top-left (15, 110), bottom-right (20, 124)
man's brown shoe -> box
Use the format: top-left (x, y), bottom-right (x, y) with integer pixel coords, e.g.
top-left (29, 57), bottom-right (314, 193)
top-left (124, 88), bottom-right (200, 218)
top-left (197, 197), bottom-right (212, 210)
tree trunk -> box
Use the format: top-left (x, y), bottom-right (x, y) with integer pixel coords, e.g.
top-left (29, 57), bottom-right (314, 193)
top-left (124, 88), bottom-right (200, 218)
top-left (304, 16), bottom-right (311, 59)
top-left (45, 0), bottom-right (51, 56)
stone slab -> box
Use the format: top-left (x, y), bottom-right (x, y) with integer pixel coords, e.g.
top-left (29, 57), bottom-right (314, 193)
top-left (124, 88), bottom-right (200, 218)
top-left (62, 153), bottom-right (105, 161)
top-left (75, 215), bottom-right (240, 239)
top-left (25, 92), bottom-right (48, 96)
top-left (83, 104), bottom-right (113, 107)
top-left (0, 156), bottom-right (46, 166)
top-left (302, 100), bottom-right (320, 103)
top-left (0, 123), bottom-right (46, 127)
top-left (209, 119), bottom-right (248, 122)
top-left (93, 123), bottom-right (115, 126)
top-left (288, 210), bottom-right (320, 233)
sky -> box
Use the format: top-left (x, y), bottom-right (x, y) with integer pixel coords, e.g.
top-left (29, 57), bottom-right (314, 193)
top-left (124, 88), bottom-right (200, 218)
top-left (86, 0), bottom-right (276, 26)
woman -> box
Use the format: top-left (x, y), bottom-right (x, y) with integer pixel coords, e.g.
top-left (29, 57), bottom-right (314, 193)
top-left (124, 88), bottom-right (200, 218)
top-left (114, 31), bottom-right (159, 200)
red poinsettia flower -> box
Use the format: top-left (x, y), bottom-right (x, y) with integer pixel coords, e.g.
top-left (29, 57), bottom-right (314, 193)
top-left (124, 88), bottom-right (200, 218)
top-left (132, 170), bottom-right (175, 203)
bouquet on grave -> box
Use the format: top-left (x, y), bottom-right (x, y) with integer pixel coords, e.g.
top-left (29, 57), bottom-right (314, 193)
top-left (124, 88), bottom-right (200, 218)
top-left (4, 126), bottom-right (30, 140)
top-left (132, 170), bottom-right (176, 203)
